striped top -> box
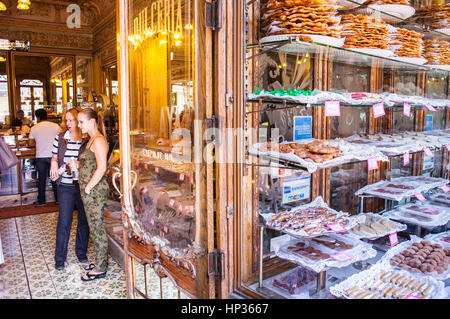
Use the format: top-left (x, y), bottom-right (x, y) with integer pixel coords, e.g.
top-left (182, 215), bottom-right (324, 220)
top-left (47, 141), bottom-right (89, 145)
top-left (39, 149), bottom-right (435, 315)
top-left (52, 130), bottom-right (83, 185)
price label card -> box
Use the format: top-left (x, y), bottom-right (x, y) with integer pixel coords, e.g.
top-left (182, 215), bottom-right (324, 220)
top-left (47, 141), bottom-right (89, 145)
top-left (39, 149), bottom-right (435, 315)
top-left (328, 223), bottom-right (347, 233)
top-left (415, 193), bottom-right (426, 202)
top-left (446, 144), bottom-right (450, 152)
top-left (424, 208), bottom-right (439, 215)
top-left (424, 104), bottom-right (437, 112)
top-left (423, 147), bottom-right (434, 157)
top-left (144, 163), bottom-right (148, 170)
top-left (178, 204), bottom-right (183, 212)
top-left (403, 152), bottom-right (410, 166)
top-left (169, 199), bottom-right (175, 207)
top-left (403, 103), bottom-right (411, 117)
top-left (190, 176), bottom-right (194, 184)
top-left (373, 102), bottom-right (385, 118)
top-left (325, 101), bottom-right (341, 117)
top-left (135, 160), bottom-right (140, 167)
top-left (163, 225), bottom-right (169, 234)
top-left (367, 156), bottom-right (379, 171)
top-left (331, 252), bottom-right (353, 262)
top-left (439, 184), bottom-right (450, 193)
top-left (155, 167), bottom-right (159, 173)
top-left (405, 294), bottom-right (423, 299)
top-left (389, 233), bottom-right (399, 247)
top-left (179, 173), bottom-right (185, 181)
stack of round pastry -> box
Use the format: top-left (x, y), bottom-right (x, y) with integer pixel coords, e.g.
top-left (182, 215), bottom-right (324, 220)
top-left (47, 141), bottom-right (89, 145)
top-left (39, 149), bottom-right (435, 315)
top-left (340, 14), bottom-right (389, 49)
top-left (261, 0), bottom-right (342, 38)
top-left (423, 40), bottom-right (450, 65)
top-left (389, 27), bottom-right (423, 58)
top-left (363, 0), bottom-right (409, 5)
top-left (413, 3), bottom-right (449, 30)
top-left (389, 240), bottom-right (450, 275)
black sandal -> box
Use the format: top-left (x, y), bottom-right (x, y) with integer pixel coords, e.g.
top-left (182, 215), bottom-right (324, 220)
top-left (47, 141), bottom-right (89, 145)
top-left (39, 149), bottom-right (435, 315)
top-left (81, 271), bottom-right (107, 282)
top-left (84, 263), bottom-right (95, 271)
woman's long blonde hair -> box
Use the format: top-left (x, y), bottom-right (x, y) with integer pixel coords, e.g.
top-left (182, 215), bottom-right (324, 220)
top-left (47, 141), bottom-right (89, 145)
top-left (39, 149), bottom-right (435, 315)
top-left (79, 107), bottom-right (107, 137)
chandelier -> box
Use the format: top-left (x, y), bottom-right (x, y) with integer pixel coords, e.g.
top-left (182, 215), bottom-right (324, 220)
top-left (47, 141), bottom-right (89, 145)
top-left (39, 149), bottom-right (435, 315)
top-left (17, 0), bottom-right (30, 10)
top-left (0, 1), bottom-right (6, 11)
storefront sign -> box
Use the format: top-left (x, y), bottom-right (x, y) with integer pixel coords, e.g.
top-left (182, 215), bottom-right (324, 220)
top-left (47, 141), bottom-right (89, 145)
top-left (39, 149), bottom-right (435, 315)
top-left (324, 101), bottom-right (341, 117)
top-left (403, 103), bottom-right (411, 117)
top-left (372, 103), bottom-right (385, 118)
top-left (293, 116), bottom-right (312, 142)
top-left (282, 175), bottom-right (311, 204)
top-left (0, 39), bottom-right (30, 51)
top-left (131, 0), bottom-right (183, 43)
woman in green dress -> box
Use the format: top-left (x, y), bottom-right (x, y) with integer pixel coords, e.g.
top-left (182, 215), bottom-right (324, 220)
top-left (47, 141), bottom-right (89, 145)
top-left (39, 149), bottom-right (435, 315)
top-left (77, 108), bottom-right (109, 282)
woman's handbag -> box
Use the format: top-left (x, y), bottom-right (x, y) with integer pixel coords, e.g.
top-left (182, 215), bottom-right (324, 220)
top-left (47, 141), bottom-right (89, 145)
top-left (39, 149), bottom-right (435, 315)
top-left (0, 136), bottom-right (19, 170)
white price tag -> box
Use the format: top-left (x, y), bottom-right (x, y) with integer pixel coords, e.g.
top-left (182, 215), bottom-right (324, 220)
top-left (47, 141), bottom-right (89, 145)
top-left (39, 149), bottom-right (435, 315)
top-left (403, 103), bottom-right (411, 117)
top-left (373, 103), bottom-right (385, 118)
top-left (403, 152), bottom-right (410, 166)
top-left (389, 233), bottom-right (399, 247)
top-left (414, 193), bottom-right (426, 202)
top-left (446, 144), bottom-right (450, 152)
top-left (439, 184), bottom-right (450, 193)
top-left (331, 252), bottom-right (353, 262)
top-left (424, 104), bottom-right (436, 112)
top-left (327, 223), bottom-right (347, 233)
top-left (423, 147), bottom-right (434, 157)
top-left (367, 156), bottom-right (379, 171)
top-left (325, 101), bottom-right (341, 117)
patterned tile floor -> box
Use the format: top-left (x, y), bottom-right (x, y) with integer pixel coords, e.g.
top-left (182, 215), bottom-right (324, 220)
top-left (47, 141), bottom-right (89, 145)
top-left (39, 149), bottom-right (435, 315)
top-left (0, 212), bottom-right (189, 299)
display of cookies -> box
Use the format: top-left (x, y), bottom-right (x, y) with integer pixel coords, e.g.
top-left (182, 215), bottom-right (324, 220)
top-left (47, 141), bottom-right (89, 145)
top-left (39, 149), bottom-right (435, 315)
top-left (349, 214), bottom-right (398, 237)
top-left (344, 270), bottom-right (435, 299)
top-left (389, 241), bottom-right (450, 275)
top-left (261, 0), bottom-right (342, 38)
top-left (340, 14), bottom-right (389, 49)
top-left (363, 0), bottom-right (409, 5)
top-left (423, 40), bottom-right (450, 65)
top-left (268, 206), bottom-right (350, 236)
top-left (413, 3), bottom-right (450, 30)
top-left (389, 27), bottom-right (424, 58)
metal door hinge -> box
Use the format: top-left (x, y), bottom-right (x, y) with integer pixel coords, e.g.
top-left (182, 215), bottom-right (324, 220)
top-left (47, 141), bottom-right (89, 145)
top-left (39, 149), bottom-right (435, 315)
top-left (208, 249), bottom-right (224, 279)
top-left (205, 115), bottom-right (218, 144)
top-left (205, 0), bottom-right (222, 30)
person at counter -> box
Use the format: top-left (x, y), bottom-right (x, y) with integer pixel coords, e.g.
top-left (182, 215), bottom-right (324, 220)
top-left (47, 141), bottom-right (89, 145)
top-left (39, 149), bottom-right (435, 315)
top-left (28, 108), bottom-right (60, 206)
top-left (9, 110), bottom-right (31, 134)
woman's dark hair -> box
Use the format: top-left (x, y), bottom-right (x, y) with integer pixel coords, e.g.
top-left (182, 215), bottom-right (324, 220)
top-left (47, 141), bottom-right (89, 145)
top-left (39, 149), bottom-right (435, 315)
top-left (79, 107), bottom-right (106, 136)
top-left (35, 108), bottom-right (47, 120)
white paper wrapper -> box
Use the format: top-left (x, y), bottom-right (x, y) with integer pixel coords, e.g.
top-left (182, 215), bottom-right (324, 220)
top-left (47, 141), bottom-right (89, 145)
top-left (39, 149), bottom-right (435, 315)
top-left (261, 196), bottom-right (365, 238)
top-left (346, 213), bottom-right (407, 240)
top-left (429, 192), bottom-right (450, 206)
top-left (379, 235), bottom-right (450, 281)
top-left (425, 231), bottom-right (450, 249)
top-left (276, 234), bottom-right (377, 273)
top-left (329, 262), bottom-right (446, 299)
top-left (263, 266), bottom-right (317, 299)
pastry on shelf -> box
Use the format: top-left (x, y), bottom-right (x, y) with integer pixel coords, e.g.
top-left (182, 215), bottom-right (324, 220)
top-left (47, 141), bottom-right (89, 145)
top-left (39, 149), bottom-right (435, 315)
top-left (363, 0), bottom-right (409, 5)
top-left (423, 40), bottom-right (450, 65)
top-left (388, 27), bottom-right (424, 58)
top-left (340, 14), bottom-right (389, 50)
top-left (412, 3), bottom-right (450, 30)
top-left (261, 0), bottom-right (342, 38)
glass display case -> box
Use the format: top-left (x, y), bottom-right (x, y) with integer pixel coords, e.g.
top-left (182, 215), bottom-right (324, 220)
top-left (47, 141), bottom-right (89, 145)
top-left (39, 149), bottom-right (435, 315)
top-left (118, 0), bottom-right (217, 299)
top-left (239, 0), bottom-right (450, 299)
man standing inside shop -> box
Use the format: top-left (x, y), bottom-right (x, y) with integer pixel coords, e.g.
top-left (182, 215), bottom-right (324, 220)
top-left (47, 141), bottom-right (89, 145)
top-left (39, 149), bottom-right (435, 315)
top-left (28, 108), bottom-right (60, 206)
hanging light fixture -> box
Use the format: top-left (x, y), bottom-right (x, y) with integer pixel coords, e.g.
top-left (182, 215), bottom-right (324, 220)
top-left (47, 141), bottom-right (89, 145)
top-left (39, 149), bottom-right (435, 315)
top-left (17, 0), bottom-right (30, 10)
top-left (0, 1), bottom-right (6, 11)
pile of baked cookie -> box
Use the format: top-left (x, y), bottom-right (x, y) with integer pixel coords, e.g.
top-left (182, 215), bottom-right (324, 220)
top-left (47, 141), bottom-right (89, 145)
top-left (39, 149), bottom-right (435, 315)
top-left (389, 240), bottom-right (450, 275)
top-left (259, 139), bottom-right (342, 163)
top-left (341, 14), bottom-right (389, 49)
top-left (261, 0), bottom-right (342, 38)
top-left (413, 3), bottom-right (450, 30)
top-left (423, 40), bottom-right (450, 65)
top-left (389, 27), bottom-right (424, 58)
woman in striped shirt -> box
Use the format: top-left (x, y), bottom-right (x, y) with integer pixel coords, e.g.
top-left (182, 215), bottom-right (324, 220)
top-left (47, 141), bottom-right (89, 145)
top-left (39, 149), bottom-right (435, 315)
top-left (50, 108), bottom-right (89, 271)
